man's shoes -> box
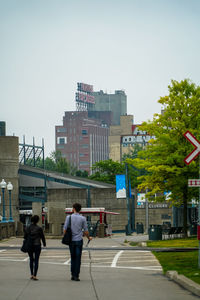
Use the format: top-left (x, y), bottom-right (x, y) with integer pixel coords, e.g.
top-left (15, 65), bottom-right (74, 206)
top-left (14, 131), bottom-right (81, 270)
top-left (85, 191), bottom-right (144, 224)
top-left (74, 277), bottom-right (80, 281)
top-left (71, 276), bottom-right (80, 281)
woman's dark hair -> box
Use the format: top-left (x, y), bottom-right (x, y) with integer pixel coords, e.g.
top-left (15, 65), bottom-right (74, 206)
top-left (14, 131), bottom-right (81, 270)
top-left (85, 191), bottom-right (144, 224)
top-left (31, 215), bottom-right (39, 224)
top-left (73, 203), bottom-right (81, 212)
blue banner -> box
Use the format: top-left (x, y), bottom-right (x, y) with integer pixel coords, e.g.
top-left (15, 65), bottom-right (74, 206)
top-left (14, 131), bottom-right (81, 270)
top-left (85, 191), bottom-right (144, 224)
top-left (116, 175), bottom-right (126, 198)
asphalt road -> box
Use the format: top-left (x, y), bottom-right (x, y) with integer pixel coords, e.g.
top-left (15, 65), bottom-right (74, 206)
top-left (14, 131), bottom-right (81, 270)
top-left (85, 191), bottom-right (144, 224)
top-left (0, 236), bottom-right (198, 300)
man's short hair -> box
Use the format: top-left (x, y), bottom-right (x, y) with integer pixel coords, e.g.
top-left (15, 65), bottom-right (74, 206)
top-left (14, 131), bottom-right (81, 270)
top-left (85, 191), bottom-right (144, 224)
top-left (73, 203), bottom-right (81, 212)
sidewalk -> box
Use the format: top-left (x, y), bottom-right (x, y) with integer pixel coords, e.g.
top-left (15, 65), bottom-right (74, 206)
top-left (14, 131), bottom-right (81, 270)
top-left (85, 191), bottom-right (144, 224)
top-left (0, 235), bottom-right (199, 299)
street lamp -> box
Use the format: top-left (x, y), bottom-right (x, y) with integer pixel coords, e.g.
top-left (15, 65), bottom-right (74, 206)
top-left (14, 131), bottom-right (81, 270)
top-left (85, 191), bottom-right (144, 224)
top-left (7, 182), bottom-right (14, 222)
top-left (0, 179), bottom-right (7, 222)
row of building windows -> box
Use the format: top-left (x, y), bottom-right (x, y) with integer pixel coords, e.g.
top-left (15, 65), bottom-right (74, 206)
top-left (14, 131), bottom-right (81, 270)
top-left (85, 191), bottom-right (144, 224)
top-left (57, 128), bottom-right (89, 135)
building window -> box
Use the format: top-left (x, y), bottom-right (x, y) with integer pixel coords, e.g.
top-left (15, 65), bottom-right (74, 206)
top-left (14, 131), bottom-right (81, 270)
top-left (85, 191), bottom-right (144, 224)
top-left (57, 137), bottom-right (67, 144)
top-left (82, 129), bottom-right (88, 135)
top-left (57, 128), bottom-right (67, 133)
top-left (57, 145), bottom-right (64, 149)
top-left (80, 161), bottom-right (89, 165)
top-left (81, 144), bottom-right (89, 148)
top-left (79, 153), bottom-right (84, 157)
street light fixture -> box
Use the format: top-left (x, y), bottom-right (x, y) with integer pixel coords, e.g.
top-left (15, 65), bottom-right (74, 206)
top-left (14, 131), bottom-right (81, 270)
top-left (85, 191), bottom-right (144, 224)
top-left (7, 182), bottom-right (14, 222)
top-left (0, 179), bottom-right (7, 222)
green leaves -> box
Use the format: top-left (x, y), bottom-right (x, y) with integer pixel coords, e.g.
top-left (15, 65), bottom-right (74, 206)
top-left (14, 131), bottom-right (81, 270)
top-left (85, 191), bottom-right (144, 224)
top-left (129, 79), bottom-right (200, 204)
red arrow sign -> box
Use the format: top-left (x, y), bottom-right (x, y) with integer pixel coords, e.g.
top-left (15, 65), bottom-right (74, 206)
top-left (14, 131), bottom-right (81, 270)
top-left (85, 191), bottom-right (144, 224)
top-left (184, 131), bottom-right (200, 165)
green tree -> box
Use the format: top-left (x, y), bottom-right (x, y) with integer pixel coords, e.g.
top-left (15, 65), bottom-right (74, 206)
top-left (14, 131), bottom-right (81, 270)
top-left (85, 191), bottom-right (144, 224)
top-left (76, 170), bottom-right (88, 178)
top-left (89, 159), bottom-right (125, 184)
top-left (127, 79), bottom-right (200, 237)
top-left (122, 144), bottom-right (147, 188)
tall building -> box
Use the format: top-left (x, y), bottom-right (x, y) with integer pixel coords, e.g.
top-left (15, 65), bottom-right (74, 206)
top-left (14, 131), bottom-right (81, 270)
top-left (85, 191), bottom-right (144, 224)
top-left (55, 111), bottom-right (109, 174)
top-left (109, 115), bottom-right (155, 162)
top-left (90, 90), bottom-right (127, 125)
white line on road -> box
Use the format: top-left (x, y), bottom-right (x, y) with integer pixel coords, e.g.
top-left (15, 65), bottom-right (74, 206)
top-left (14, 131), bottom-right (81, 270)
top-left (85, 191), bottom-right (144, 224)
top-left (0, 250), bottom-right (6, 253)
top-left (111, 250), bottom-right (124, 267)
top-left (64, 258), bottom-right (71, 265)
top-left (23, 257), bottom-right (29, 261)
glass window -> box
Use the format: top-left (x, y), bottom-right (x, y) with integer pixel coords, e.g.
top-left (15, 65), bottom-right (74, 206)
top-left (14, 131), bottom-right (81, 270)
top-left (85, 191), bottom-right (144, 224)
top-left (57, 128), bottom-right (67, 133)
top-left (82, 129), bottom-right (88, 135)
top-left (57, 137), bottom-right (67, 144)
top-left (80, 161), bottom-right (89, 165)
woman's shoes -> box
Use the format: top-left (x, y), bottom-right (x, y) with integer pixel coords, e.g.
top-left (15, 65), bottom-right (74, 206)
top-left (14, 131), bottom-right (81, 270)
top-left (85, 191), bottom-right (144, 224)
top-left (31, 276), bottom-right (38, 280)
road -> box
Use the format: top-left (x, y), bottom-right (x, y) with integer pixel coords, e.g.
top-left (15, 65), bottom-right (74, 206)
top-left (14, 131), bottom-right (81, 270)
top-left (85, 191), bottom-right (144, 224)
top-left (0, 236), bottom-right (198, 300)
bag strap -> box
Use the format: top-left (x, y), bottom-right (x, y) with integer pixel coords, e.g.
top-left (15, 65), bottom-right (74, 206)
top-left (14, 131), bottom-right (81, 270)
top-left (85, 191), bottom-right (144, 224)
top-left (68, 216), bottom-right (71, 229)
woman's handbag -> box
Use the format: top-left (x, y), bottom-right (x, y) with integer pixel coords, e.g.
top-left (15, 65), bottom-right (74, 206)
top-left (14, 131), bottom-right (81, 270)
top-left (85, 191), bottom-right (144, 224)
top-left (62, 216), bottom-right (72, 245)
top-left (21, 228), bottom-right (33, 253)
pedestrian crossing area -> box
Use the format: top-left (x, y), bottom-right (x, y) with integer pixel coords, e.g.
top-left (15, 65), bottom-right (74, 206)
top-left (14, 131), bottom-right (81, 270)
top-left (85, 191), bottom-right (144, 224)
top-left (0, 247), bottom-right (162, 272)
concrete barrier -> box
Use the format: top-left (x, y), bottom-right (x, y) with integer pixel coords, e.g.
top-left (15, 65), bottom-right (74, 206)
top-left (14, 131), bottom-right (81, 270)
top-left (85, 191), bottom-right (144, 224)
top-left (0, 222), bottom-right (15, 240)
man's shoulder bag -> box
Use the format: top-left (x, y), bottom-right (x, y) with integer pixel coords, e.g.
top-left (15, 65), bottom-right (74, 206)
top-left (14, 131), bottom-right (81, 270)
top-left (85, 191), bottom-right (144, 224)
top-left (62, 216), bottom-right (72, 245)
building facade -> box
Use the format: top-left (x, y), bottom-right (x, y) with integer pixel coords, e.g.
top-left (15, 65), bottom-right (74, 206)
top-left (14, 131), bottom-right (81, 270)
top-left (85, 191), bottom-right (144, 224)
top-left (109, 115), bottom-right (154, 162)
top-left (91, 90), bottom-right (127, 125)
top-left (55, 111), bottom-right (109, 174)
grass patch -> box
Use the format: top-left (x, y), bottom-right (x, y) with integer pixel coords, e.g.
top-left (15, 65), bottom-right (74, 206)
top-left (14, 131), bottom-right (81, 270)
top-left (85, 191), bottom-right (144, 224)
top-left (153, 251), bottom-right (200, 285)
top-left (129, 241), bottom-right (139, 247)
top-left (147, 237), bottom-right (198, 248)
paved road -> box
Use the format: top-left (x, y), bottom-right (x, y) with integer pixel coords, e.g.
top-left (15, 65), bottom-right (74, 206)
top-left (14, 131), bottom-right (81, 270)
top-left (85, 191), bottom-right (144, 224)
top-left (0, 237), bottom-right (198, 300)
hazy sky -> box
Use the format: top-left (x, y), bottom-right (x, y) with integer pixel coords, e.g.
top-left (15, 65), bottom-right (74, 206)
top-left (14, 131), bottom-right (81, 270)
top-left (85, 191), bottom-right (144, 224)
top-left (1, 0), bottom-right (200, 156)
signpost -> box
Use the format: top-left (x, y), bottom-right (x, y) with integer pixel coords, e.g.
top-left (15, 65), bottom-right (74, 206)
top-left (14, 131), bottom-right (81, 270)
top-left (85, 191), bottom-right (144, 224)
top-left (184, 131), bottom-right (200, 268)
top-left (184, 131), bottom-right (200, 165)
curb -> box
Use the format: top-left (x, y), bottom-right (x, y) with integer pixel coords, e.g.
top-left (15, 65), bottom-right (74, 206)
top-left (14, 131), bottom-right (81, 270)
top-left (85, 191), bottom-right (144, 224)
top-left (166, 270), bottom-right (200, 297)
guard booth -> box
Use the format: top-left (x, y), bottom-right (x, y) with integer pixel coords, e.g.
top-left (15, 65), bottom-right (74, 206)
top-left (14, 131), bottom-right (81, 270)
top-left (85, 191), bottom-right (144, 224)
top-left (65, 207), bottom-right (119, 238)
top-left (19, 209), bottom-right (47, 231)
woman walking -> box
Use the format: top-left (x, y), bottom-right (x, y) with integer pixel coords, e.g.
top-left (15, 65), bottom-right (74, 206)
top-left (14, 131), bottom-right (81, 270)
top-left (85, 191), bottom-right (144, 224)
top-left (24, 215), bottom-right (46, 280)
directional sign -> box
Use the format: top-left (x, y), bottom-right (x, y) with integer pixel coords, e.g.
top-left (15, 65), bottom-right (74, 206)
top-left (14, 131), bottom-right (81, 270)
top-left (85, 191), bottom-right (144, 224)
top-left (188, 179), bottom-right (200, 187)
top-left (184, 131), bottom-right (200, 165)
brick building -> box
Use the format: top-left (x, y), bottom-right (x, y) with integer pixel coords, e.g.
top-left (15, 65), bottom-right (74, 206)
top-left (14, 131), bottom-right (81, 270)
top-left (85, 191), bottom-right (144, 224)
top-left (55, 111), bottom-right (109, 174)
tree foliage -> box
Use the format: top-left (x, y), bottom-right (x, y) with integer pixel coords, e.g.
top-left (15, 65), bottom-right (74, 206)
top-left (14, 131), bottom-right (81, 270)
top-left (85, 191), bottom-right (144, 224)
top-left (126, 79), bottom-right (200, 235)
top-left (89, 159), bottom-right (125, 184)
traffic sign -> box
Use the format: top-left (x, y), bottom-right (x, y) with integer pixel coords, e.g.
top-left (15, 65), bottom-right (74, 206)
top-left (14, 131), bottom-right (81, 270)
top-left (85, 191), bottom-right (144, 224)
top-left (188, 179), bottom-right (200, 187)
top-left (184, 131), bottom-right (200, 165)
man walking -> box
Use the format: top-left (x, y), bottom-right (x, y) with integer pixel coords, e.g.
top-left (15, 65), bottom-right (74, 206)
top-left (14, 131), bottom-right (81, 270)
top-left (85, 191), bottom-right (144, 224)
top-left (63, 203), bottom-right (92, 281)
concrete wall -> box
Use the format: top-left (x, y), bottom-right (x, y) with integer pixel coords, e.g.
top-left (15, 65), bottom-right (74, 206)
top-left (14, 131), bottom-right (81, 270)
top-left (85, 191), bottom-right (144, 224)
top-left (47, 188), bottom-right (128, 235)
top-left (135, 206), bottom-right (172, 232)
top-left (0, 136), bottom-right (19, 225)
top-left (0, 222), bottom-right (15, 239)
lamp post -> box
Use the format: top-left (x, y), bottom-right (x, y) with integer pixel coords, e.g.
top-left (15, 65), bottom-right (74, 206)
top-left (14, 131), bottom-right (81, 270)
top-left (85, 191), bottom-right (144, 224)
top-left (7, 182), bottom-right (14, 222)
top-left (0, 179), bottom-right (7, 222)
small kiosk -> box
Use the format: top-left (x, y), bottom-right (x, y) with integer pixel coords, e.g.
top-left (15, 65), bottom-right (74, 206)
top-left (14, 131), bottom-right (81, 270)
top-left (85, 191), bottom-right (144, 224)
top-left (65, 207), bottom-right (119, 237)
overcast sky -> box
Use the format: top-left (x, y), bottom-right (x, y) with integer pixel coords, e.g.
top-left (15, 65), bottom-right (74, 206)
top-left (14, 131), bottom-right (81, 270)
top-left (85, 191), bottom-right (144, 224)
top-left (1, 0), bottom-right (200, 156)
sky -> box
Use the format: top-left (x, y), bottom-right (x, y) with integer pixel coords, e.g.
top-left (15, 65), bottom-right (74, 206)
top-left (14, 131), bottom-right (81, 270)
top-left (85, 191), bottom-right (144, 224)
top-left (1, 0), bottom-right (200, 156)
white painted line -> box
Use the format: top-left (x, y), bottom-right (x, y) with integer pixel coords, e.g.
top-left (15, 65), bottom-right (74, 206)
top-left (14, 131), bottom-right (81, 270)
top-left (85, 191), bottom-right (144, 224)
top-left (23, 257), bottom-right (29, 261)
top-left (64, 258), bottom-right (71, 265)
top-left (0, 250), bottom-right (6, 253)
top-left (0, 258), bottom-right (25, 262)
top-left (41, 256), bottom-right (68, 258)
top-left (117, 259), bottom-right (158, 263)
top-left (111, 250), bottom-right (124, 267)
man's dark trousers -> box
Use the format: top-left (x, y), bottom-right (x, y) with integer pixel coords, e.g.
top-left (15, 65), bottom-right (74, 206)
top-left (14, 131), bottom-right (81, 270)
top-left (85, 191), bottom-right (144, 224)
top-left (69, 240), bottom-right (83, 278)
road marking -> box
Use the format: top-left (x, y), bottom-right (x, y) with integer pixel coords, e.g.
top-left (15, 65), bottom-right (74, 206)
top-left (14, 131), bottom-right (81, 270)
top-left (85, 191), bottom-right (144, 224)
top-left (64, 258), bottom-right (71, 265)
top-left (111, 250), bottom-right (124, 267)
top-left (0, 250), bottom-right (6, 253)
top-left (23, 257), bottom-right (29, 261)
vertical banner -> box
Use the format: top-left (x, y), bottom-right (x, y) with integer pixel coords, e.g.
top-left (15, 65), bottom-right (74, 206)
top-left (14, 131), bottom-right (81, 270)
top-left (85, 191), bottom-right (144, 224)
top-left (116, 175), bottom-right (126, 198)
